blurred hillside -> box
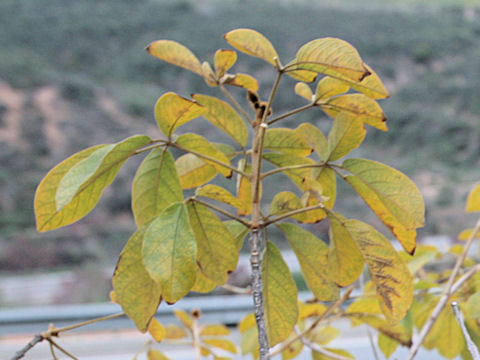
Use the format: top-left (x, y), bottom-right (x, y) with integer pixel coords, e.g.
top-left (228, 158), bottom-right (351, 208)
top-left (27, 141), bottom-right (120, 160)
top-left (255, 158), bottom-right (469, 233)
top-left (1, 0), bottom-right (480, 273)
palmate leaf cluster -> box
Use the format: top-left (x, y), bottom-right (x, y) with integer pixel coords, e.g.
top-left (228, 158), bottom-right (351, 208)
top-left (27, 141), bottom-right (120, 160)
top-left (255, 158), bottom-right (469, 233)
top-left (34, 28), bottom-right (427, 358)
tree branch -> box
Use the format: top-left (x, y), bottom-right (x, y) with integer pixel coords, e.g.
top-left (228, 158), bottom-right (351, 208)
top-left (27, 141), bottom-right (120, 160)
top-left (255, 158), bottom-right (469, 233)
top-left (10, 335), bottom-right (44, 360)
top-left (451, 302), bottom-right (480, 360)
top-left (47, 338), bottom-right (79, 360)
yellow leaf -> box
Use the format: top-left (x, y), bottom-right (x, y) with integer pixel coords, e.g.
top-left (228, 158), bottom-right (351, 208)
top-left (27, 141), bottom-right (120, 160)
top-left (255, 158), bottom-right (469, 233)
top-left (326, 113), bottom-right (366, 161)
top-left (236, 159), bottom-right (252, 216)
top-left (200, 324), bottom-right (230, 336)
top-left (458, 228), bottom-right (480, 240)
top-left (279, 223), bottom-right (339, 301)
top-left (431, 306), bottom-right (465, 359)
top-left (147, 40), bottom-right (203, 75)
top-left (294, 37), bottom-right (368, 82)
top-left (173, 309), bottom-right (193, 329)
top-left (109, 290), bottom-right (117, 304)
top-left (343, 158), bottom-right (425, 254)
top-left (143, 203), bottom-right (196, 303)
top-left (263, 153), bottom-right (315, 190)
top-left (269, 191), bottom-right (307, 222)
top-left (295, 82), bottom-right (313, 101)
top-left (240, 326), bottom-right (259, 358)
top-left (196, 185), bottom-right (242, 209)
top-left (202, 61), bottom-right (217, 87)
top-left (346, 63), bottom-right (389, 99)
top-left (282, 334), bottom-right (303, 360)
top-left (147, 349), bottom-right (170, 360)
top-left (310, 326), bottom-right (340, 346)
top-left (466, 182), bottom-right (480, 212)
top-left (223, 73), bottom-right (259, 92)
top-left (238, 313), bottom-right (256, 333)
top-left (263, 241), bottom-right (299, 346)
top-left (264, 128), bottom-right (313, 156)
top-left (378, 333), bottom-right (399, 359)
top-left (203, 339), bottom-right (238, 354)
top-left (346, 297), bottom-right (382, 315)
top-left (176, 133), bottom-right (232, 177)
top-left (328, 213), bottom-right (364, 287)
top-left (321, 94), bottom-right (387, 131)
top-left (312, 348), bottom-right (354, 360)
top-left (224, 28), bottom-right (279, 67)
top-left (214, 49), bottom-right (237, 78)
top-left (192, 94), bottom-right (248, 147)
top-left (132, 149), bottom-right (183, 226)
top-left (295, 123), bottom-right (328, 161)
top-left (191, 267), bottom-right (218, 293)
top-left (312, 167), bottom-right (337, 211)
top-left (299, 303), bottom-right (327, 320)
top-left (398, 245), bottom-right (439, 275)
top-left (148, 318), bottom-right (166, 342)
top-left (35, 136), bottom-right (151, 232)
top-left (112, 226), bottom-right (161, 332)
top-left (347, 314), bottom-right (412, 346)
top-left (315, 77), bottom-right (349, 100)
top-left (201, 346), bottom-right (211, 357)
top-left (154, 92), bottom-right (205, 137)
top-left (164, 324), bottom-right (188, 339)
top-left (175, 154), bottom-right (217, 189)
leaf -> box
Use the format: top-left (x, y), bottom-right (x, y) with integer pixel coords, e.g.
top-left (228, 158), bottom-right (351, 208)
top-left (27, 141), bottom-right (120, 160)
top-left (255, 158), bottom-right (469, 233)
top-left (312, 348), bottom-right (354, 360)
top-left (315, 77), bottom-right (350, 100)
top-left (294, 37), bottom-right (368, 82)
top-left (281, 334), bottom-right (303, 360)
top-left (430, 306), bottom-right (465, 359)
top-left (176, 153), bottom-right (217, 189)
top-left (214, 49), bottom-right (237, 78)
top-left (236, 159), bottom-right (252, 216)
top-left (328, 213), bottom-right (364, 287)
top-left (295, 123), bottom-right (328, 160)
top-left (148, 318), bottom-right (166, 342)
top-left (263, 241), bottom-right (299, 346)
top-left (263, 152), bottom-right (315, 190)
top-left (310, 326), bottom-right (340, 345)
top-left (223, 73), bottom-right (259, 92)
top-left (343, 158), bottom-right (425, 254)
top-left (466, 182), bottom-right (480, 212)
top-left (340, 63), bottom-right (389, 100)
top-left (269, 191), bottom-right (306, 222)
top-left (191, 267), bottom-right (218, 293)
top-left (154, 92), bottom-right (205, 137)
top-left (35, 135), bottom-right (151, 232)
top-left (200, 324), bottom-right (230, 336)
top-left (224, 28), bottom-right (279, 67)
top-left (321, 94), bottom-right (387, 131)
top-left (164, 324), bottom-right (188, 339)
top-left (187, 202), bottom-right (238, 284)
top-left (347, 314), bottom-right (412, 346)
top-left (196, 184), bottom-right (242, 209)
top-left (132, 149), bottom-right (183, 226)
top-left (173, 309), bottom-right (193, 329)
top-left (147, 349), bottom-right (171, 360)
top-left (112, 226), bottom-right (161, 332)
top-left (202, 61), bottom-right (217, 87)
top-left (224, 220), bottom-right (249, 250)
top-left (240, 326), bottom-right (259, 358)
top-left (458, 228), bottom-right (480, 241)
top-left (299, 303), bottom-right (327, 320)
top-left (203, 339), bottom-right (238, 354)
top-left (343, 219), bottom-right (414, 323)
top-left (279, 223), bottom-right (339, 301)
top-left (176, 133), bottom-right (232, 177)
top-left (378, 333), bottom-right (399, 359)
top-left (143, 203), bottom-right (196, 303)
top-left (238, 313), bottom-right (256, 333)
top-left (346, 297), bottom-right (382, 315)
top-left (147, 40), bottom-right (203, 75)
top-left (295, 82), bottom-right (313, 101)
top-left (264, 128), bottom-right (312, 156)
top-left (192, 94), bottom-right (248, 147)
top-left (326, 113), bottom-right (366, 161)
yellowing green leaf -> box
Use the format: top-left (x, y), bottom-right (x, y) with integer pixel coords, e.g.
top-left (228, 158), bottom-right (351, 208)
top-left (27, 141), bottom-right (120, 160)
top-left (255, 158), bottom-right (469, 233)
top-left (430, 306), bottom-right (465, 359)
top-left (295, 123), bottom-right (328, 161)
top-left (200, 324), bottom-right (230, 336)
top-left (313, 167), bottom-right (337, 211)
top-left (263, 153), bottom-right (315, 190)
top-left (240, 326), bottom-right (259, 358)
top-left (346, 297), bottom-right (382, 315)
top-left (176, 154), bottom-right (217, 189)
top-left (191, 267), bottom-right (218, 293)
top-left (203, 339), bottom-right (238, 354)
top-left (294, 38), bottom-right (368, 82)
top-left (112, 226), bottom-right (161, 332)
top-left (236, 159), bottom-right (252, 216)
top-left (279, 223), bottom-right (339, 301)
top-left (343, 158), bottom-right (425, 254)
top-left (196, 184), bottom-right (242, 209)
top-left (269, 191), bottom-right (306, 222)
top-left (326, 113), bottom-right (366, 161)
top-left (154, 92), bottom-right (205, 137)
top-left (343, 219), bottom-right (413, 323)
top-left (176, 133), bottom-right (232, 177)
top-left (35, 135), bottom-right (151, 232)
top-left (263, 241), bottom-right (298, 346)
top-left (164, 324), bottom-right (188, 339)
top-left (295, 82), bottom-right (313, 101)
top-left (336, 63), bottom-right (389, 100)
top-left (378, 333), bottom-right (399, 359)
top-left (147, 40), bottom-right (203, 75)
top-left (310, 326), bottom-right (340, 346)
top-left (315, 77), bottom-right (349, 100)
top-left (214, 49), bottom-right (237, 78)
top-left (321, 94), bottom-right (387, 131)
top-left (192, 94), bottom-right (248, 147)
top-left (224, 220), bottom-right (249, 251)
top-left (148, 318), bottom-right (166, 342)
top-left (143, 203), bottom-right (196, 303)
top-left (132, 149), bottom-right (183, 226)
top-left (466, 182), bottom-right (480, 212)
top-left (458, 228), bottom-right (480, 241)
top-left (187, 202), bottom-right (238, 285)
top-left (147, 349), bottom-right (170, 360)
top-left (328, 213), bottom-right (364, 287)
top-left (224, 28), bottom-right (279, 67)
top-left (223, 73), bottom-right (259, 92)
top-left (264, 128), bottom-right (312, 156)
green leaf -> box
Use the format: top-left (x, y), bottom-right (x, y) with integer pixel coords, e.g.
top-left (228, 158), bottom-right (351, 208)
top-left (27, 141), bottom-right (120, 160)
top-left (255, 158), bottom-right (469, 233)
top-left (295, 123), bottom-right (328, 161)
top-left (264, 128), bottom-right (312, 156)
top-left (224, 28), bottom-right (279, 67)
top-left (214, 49), bottom-right (237, 78)
top-left (147, 40), bottom-right (203, 75)
top-left (466, 182), bottom-right (480, 212)
top-left (263, 152), bottom-right (315, 190)
top-left (176, 133), bottom-right (232, 177)
top-left (328, 213), bottom-right (364, 287)
top-left (294, 38), bottom-right (368, 82)
top-left (143, 202), bottom-right (196, 303)
top-left (378, 333), bottom-right (399, 359)
top-left (175, 153), bottom-right (217, 189)
top-left (294, 82), bottom-right (313, 101)
top-left (263, 241), bottom-right (298, 346)
top-left (343, 158), bottom-right (425, 254)
top-left (112, 226), bottom-right (161, 332)
top-left (187, 202), bottom-right (238, 285)
top-left (132, 149), bottom-right (183, 226)
top-left (191, 94), bottom-right (248, 147)
top-left (279, 223), bottom-right (339, 301)
top-left (315, 76), bottom-right (349, 100)
top-left (196, 184), bottom-right (242, 209)
top-left (154, 92), bottom-right (205, 137)
top-left (321, 94), bottom-right (387, 131)
top-left (326, 113), bottom-right (366, 161)
top-left (35, 135), bottom-right (151, 232)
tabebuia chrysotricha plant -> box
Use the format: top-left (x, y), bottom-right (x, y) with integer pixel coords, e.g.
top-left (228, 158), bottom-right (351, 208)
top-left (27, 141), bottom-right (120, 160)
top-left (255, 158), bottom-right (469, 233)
top-left (34, 29), bottom-right (426, 359)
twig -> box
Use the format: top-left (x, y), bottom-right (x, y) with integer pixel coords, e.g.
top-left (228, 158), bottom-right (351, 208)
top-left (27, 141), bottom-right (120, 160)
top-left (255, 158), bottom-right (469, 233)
top-left (451, 302), bottom-right (480, 360)
top-left (51, 312), bottom-right (125, 334)
top-left (366, 326), bottom-right (380, 360)
top-left (10, 335), bottom-right (44, 360)
top-left (263, 203), bottom-right (326, 227)
top-left (48, 338), bottom-right (79, 360)
top-left (260, 163), bottom-right (325, 179)
top-left (301, 334), bottom-right (352, 360)
top-left (267, 103), bottom-right (315, 126)
top-left (221, 283), bottom-right (252, 294)
top-left (189, 197), bottom-right (251, 227)
top-left (49, 340), bottom-right (59, 360)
